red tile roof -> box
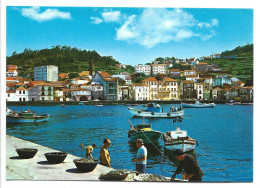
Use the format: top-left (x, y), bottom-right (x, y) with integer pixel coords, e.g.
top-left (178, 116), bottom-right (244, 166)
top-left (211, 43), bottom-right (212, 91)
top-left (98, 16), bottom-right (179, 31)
top-left (16, 87), bottom-right (27, 91)
top-left (98, 71), bottom-right (111, 78)
top-left (6, 77), bottom-right (16, 81)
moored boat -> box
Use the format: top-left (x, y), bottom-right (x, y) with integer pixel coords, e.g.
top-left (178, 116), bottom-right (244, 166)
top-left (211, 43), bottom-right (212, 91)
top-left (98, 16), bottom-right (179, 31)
top-left (128, 119), bottom-right (162, 144)
top-left (6, 110), bottom-right (49, 123)
top-left (163, 126), bottom-right (196, 153)
top-left (128, 103), bottom-right (184, 118)
top-left (181, 100), bottom-right (215, 108)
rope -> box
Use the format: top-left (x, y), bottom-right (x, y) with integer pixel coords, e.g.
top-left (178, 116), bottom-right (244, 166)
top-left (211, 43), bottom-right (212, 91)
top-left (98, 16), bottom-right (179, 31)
top-left (140, 131), bottom-right (175, 165)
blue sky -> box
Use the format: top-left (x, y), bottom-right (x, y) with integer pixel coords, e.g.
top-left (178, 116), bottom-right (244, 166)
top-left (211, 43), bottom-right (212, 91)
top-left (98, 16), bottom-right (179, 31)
top-left (7, 7), bottom-right (253, 66)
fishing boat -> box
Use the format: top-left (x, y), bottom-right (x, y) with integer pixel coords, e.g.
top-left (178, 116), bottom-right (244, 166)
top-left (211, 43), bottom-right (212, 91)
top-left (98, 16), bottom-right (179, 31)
top-left (181, 100), bottom-right (215, 108)
top-left (6, 110), bottom-right (49, 123)
top-left (163, 118), bottom-right (196, 153)
top-left (128, 119), bottom-right (162, 144)
top-left (128, 103), bottom-right (184, 118)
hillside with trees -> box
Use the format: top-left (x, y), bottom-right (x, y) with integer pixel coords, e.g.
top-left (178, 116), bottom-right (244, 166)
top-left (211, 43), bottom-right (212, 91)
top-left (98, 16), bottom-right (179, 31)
top-left (7, 45), bottom-right (135, 78)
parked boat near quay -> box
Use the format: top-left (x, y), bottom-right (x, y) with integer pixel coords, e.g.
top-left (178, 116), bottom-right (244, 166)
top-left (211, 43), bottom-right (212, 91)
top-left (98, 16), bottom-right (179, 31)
top-left (128, 119), bottom-right (162, 144)
top-left (6, 110), bottom-right (49, 123)
top-left (181, 100), bottom-right (215, 108)
top-left (128, 103), bottom-right (184, 118)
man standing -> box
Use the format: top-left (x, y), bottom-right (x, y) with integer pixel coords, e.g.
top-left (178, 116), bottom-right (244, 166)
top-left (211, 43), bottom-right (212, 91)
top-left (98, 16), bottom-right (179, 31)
top-left (171, 149), bottom-right (203, 182)
top-left (100, 138), bottom-right (111, 167)
top-left (132, 139), bottom-right (147, 173)
top-left (85, 143), bottom-right (96, 159)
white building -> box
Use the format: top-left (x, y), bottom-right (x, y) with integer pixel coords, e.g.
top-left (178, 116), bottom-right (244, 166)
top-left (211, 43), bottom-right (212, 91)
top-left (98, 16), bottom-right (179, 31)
top-left (196, 83), bottom-right (203, 100)
top-left (151, 64), bottom-right (168, 75)
top-left (134, 84), bottom-right (149, 101)
top-left (34, 65), bottom-right (58, 81)
top-left (184, 70), bottom-right (197, 76)
top-left (135, 64), bottom-right (151, 76)
top-left (6, 91), bottom-right (18, 101)
top-left (186, 75), bottom-right (199, 81)
top-left (71, 78), bottom-right (89, 85)
top-left (15, 87), bottom-right (29, 101)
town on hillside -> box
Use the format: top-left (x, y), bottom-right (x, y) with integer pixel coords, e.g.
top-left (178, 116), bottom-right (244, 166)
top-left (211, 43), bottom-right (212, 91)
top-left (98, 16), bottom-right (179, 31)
top-left (6, 53), bottom-right (253, 102)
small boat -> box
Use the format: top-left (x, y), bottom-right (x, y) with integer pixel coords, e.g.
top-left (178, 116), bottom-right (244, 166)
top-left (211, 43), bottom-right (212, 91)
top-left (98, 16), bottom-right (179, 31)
top-left (94, 105), bottom-right (103, 107)
top-left (79, 102), bottom-right (84, 105)
top-left (128, 119), bottom-right (162, 144)
top-left (181, 100), bottom-right (215, 108)
top-left (6, 110), bottom-right (49, 123)
top-left (163, 117), bottom-right (196, 153)
top-left (128, 103), bottom-right (184, 118)
top-left (163, 127), bottom-right (196, 152)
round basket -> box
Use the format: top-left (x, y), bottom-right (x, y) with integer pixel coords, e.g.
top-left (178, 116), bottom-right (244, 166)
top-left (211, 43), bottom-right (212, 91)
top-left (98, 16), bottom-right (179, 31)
top-left (16, 148), bottom-right (38, 159)
top-left (44, 152), bottom-right (68, 164)
top-left (73, 158), bottom-right (98, 172)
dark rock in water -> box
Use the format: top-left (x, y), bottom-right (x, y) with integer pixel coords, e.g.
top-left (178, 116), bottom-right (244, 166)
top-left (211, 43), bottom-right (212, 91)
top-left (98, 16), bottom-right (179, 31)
top-left (99, 169), bottom-right (130, 180)
top-left (134, 173), bottom-right (168, 181)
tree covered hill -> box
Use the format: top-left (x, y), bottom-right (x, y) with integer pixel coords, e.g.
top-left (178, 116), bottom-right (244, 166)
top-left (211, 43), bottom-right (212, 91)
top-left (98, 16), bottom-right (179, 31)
top-left (203, 43), bottom-right (253, 82)
top-left (7, 45), bottom-right (135, 78)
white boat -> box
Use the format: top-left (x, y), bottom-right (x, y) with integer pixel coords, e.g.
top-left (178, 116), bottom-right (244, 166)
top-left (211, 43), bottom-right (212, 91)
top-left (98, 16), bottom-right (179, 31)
top-left (94, 105), bottom-right (103, 107)
top-left (181, 100), bottom-right (215, 108)
top-left (128, 103), bottom-right (184, 118)
top-left (163, 126), bottom-right (196, 152)
top-left (6, 111), bottom-right (49, 123)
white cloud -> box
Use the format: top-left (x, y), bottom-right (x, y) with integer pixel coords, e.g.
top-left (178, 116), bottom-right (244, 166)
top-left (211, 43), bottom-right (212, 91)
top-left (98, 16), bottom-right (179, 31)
top-left (115, 8), bottom-right (200, 48)
top-left (102, 11), bottom-right (121, 23)
top-left (21, 6), bottom-right (71, 22)
top-left (114, 8), bottom-right (219, 48)
top-left (198, 19), bottom-right (219, 28)
top-left (90, 17), bottom-right (103, 24)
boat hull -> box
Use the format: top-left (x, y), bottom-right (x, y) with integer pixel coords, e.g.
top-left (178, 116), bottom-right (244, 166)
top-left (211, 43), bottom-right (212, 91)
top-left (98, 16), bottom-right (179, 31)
top-left (6, 115), bottom-right (49, 123)
top-left (129, 131), bottom-right (162, 144)
top-left (181, 103), bottom-right (215, 108)
top-left (128, 108), bottom-right (184, 118)
top-left (164, 140), bottom-right (196, 152)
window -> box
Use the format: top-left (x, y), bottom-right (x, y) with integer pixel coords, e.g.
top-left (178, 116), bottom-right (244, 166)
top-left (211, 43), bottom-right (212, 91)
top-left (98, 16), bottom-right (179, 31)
top-left (8, 94), bottom-right (10, 97)
top-left (23, 98), bottom-right (25, 101)
top-left (19, 98), bottom-right (22, 101)
top-left (19, 91), bottom-right (21, 94)
top-left (23, 91), bottom-right (25, 94)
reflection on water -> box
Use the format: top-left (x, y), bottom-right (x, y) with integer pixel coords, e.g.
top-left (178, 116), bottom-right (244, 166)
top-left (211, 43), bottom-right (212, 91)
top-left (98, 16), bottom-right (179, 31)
top-left (6, 104), bottom-right (253, 182)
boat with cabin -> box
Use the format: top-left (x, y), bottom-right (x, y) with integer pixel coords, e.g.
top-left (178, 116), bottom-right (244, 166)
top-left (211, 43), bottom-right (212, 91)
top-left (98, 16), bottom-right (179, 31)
top-left (181, 100), bottom-right (215, 108)
top-left (6, 110), bottom-right (49, 123)
top-left (128, 103), bottom-right (184, 118)
top-left (163, 118), bottom-right (196, 153)
top-left (128, 119), bottom-right (162, 144)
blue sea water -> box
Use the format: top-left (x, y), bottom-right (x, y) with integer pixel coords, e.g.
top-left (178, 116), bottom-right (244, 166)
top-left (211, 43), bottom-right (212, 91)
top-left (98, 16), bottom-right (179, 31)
top-left (6, 104), bottom-right (253, 182)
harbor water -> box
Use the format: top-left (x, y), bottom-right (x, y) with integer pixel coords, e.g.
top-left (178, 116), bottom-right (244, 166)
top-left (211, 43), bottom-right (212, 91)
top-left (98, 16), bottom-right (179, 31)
top-left (6, 104), bottom-right (253, 182)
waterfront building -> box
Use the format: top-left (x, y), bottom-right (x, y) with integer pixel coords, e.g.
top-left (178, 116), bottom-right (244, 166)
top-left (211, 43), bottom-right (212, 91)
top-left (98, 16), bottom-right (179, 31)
top-left (6, 90), bottom-right (18, 101)
top-left (213, 77), bottom-right (232, 87)
top-left (212, 87), bottom-right (223, 100)
top-left (6, 82), bottom-right (16, 91)
top-left (239, 87), bottom-right (253, 101)
top-left (118, 86), bottom-right (130, 100)
top-left (169, 69), bottom-right (181, 78)
top-left (92, 71), bottom-right (122, 100)
top-left (142, 76), bottom-right (178, 100)
top-left (70, 88), bottom-right (91, 101)
top-left (34, 65), bottom-right (58, 81)
top-left (203, 83), bottom-right (211, 100)
top-left (38, 83), bottom-right (54, 101)
top-left (54, 89), bottom-right (64, 101)
top-left (81, 84), bottom-right (104, 100)
top-left (28, 86), bottom-right (41, 101)
top-left (135, 64), bottom-right (151, 76)
top-left (15, 87), bottom-right (29, 101)
top-left (180, 80), bottom-right (196, 100)
top-left (134, 83), bottom-right (149, 101)
top-left (196, 83), bottom-right (204, 100)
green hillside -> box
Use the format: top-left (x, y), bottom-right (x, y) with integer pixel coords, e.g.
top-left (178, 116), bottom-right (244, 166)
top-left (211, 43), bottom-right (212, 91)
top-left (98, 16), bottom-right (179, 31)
top-left (204, 44), bottom-right (253, 82)
top-left (7, 45), bottom-right (135, 78)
